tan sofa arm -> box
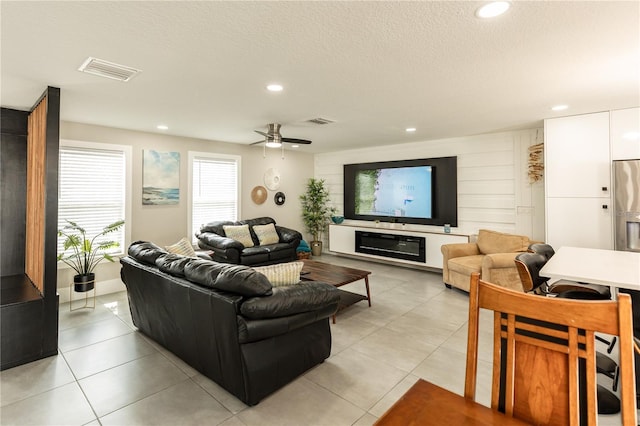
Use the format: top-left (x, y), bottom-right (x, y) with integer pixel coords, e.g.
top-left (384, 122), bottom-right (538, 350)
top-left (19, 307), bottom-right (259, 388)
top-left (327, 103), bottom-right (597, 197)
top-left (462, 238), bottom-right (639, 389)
top-left (441, 242), bottom-right (480, 260)
top-left (482, 252), bottom-right (525, 292)
top-left (482, 252), bottom-right (521, 269)
top-left (441, 243), bottom-right (480, 284)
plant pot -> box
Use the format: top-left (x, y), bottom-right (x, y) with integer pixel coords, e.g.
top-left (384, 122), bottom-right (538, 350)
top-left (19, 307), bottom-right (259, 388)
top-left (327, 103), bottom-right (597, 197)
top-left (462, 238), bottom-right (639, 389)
top-left (74, 273), bottom-right (95, 292)
top-left (310, 241), bottom-right (323, 257)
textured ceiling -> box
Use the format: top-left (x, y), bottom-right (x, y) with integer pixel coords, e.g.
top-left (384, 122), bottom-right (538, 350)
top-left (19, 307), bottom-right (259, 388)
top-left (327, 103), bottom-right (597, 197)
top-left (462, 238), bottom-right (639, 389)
top-left (2, 1), bottom-right (639, 153)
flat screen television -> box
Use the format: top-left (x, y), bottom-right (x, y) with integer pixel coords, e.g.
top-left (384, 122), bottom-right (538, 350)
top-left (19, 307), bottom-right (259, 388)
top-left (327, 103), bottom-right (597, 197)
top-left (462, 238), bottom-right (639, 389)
top-left (344, 156), bottom-right (457, 227)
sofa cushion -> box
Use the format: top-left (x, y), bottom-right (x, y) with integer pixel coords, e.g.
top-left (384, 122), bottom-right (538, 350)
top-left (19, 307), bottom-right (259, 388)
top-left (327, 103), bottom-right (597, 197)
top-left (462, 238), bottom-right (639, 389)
top-left (254, 261), bottom-right (303, 287)
top-left (184, 259), bottom-right (272, 296)
top-left (240, 282), bottom-right (339, 319)
top-left (223, 224), bottom-right (255, 248)
top-left (155, 253), bottom-right (193, 277)
top-left (447, 254), bottom-right (484, 276)
top-left (165, 237), bottom-right (197, 257)
top-left (253, 223), bottom-right (280, 246)
top-left (128, 241), bottom-right (167, 266)
top-left (476, 229), bottom-right (529, 255)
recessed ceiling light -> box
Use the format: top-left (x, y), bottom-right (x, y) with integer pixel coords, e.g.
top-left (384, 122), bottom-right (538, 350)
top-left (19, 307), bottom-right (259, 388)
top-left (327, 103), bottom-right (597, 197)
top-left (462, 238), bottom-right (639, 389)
top-left (267, 84), bottom-right (283, 92)
top-left (551, 105), bottom-right (569, 111)
top-left (405, 127), bottom-right (417, 132)
top-left (157, 125), bottom-right (169, 130)
top-left (476, 1), bottom-right (510, 18)
top-left (291, 144), bottom-right (300, 148)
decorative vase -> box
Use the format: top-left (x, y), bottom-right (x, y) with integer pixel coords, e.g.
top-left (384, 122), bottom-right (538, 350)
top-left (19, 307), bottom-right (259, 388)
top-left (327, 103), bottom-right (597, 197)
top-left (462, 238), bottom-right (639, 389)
top-left (310, 241), bottom-right (323, 257)
top-left (74, 273), bottom-right (95, 292)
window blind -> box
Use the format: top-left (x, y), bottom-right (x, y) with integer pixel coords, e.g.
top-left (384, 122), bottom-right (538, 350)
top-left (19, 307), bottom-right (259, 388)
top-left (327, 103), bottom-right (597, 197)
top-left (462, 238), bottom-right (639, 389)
top-left (58, 146), bottom-right (126, 256)
top-left (191, 156), bottom-right (238, 241)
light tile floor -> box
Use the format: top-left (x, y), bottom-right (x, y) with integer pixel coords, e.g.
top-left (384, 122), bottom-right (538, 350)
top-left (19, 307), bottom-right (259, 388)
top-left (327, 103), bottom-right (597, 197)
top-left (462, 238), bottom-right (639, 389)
top-left (0, 254), bottom-right (625, 425)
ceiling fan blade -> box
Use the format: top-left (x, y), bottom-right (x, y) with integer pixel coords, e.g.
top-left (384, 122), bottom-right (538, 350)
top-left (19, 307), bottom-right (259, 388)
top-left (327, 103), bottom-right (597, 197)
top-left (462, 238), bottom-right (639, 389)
top-left (282, 137), bottom-right (312, 144)
top-left (254, 130), bottom-right (269, 137)
top-left (250, 140), bottom-right (265, 146)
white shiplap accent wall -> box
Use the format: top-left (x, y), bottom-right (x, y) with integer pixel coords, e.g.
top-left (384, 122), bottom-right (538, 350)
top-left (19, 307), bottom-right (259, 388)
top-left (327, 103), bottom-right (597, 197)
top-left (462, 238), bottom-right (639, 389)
top-left (314, 128), bottom-right (545, 240)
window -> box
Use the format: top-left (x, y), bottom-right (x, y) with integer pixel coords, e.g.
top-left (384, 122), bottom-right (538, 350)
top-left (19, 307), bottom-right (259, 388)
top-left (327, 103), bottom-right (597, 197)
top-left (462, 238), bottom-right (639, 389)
top-left (58, 140), bottom-right (131, 259)
top-left (188, 152), bottom-right (241, 243)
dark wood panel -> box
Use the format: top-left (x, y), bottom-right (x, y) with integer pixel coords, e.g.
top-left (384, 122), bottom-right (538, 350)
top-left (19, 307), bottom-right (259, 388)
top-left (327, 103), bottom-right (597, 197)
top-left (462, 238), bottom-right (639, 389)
top-left (0, 109), bottom-right (28, 276)
top-left (0, 108), bottom-right (28, 136)
top-left (1, 294), bottom-right (44, 370)
top-left (0, 87), bottom-right (60, 369)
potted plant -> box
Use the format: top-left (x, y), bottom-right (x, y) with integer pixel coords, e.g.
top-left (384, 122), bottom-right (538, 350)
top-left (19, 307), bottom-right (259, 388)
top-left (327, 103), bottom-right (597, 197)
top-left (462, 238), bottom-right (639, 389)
top-left (299, 178), bottom-right (335, 256)
top-left (57, 219), bottom-right (125, 292)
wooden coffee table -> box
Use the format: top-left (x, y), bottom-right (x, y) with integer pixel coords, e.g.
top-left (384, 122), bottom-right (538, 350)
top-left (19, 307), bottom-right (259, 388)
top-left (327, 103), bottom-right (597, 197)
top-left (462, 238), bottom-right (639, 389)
top-left (300, 259), bottom-right (371, 323)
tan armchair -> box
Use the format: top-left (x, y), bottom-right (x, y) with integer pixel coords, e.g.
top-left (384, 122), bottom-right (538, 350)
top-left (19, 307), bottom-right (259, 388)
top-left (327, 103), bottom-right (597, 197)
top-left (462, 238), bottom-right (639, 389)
top-left (441, 229), bottom-right (533, 292)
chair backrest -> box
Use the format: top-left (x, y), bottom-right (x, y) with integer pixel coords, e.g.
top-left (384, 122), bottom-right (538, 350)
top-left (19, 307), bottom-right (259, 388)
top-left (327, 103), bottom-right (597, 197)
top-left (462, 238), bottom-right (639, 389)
top-left (514, 252), bottom-right (549, 292)
top-left (465, 272), bottom-right (637, 426)
top-left (528, 242), bottom-right (556, 260)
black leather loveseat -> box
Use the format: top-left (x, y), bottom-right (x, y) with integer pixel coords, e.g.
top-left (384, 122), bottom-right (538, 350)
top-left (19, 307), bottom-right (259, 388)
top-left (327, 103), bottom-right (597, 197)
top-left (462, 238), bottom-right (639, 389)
top-left (120, 241), bottom-right (339, 406)
top-left (196, 217), bottom-right (301, 266)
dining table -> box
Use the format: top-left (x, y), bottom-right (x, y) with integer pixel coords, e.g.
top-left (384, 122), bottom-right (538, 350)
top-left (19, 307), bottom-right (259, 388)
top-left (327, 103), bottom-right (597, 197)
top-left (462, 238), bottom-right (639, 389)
top-left (539, 246), bottom-right (640, 291)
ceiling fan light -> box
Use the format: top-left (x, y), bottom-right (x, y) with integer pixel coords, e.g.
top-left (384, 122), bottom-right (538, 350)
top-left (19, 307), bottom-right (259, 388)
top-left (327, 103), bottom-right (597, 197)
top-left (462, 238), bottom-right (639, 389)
top-left (265, 141), bottom-right (282, 148)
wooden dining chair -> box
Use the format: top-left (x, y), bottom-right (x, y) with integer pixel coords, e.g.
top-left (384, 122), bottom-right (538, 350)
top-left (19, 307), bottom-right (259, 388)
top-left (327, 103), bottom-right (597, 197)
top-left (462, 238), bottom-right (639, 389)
top-left (466, 272), bottom-right (637, 425)
top-left (376, 273), bottom-right (637, 425)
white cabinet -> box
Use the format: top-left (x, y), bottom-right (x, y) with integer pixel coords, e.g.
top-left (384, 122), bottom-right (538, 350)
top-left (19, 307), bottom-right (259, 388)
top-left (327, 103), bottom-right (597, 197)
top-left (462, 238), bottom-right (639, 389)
top-left (611, 107), bottom-right (640, 160)
top-left (328, 224), bottom-right (468, 270)
top-left (546, 198), bottom-right (613, 249)
top-left (545, 112), bottom-right (611, 198)
top-left (544, 111), bottom-right (613, 249)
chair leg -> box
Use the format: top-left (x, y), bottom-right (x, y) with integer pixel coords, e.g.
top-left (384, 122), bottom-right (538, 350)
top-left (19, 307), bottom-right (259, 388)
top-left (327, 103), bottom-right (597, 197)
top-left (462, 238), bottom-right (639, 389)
top-left (595, 335), bottom-right (617, 354)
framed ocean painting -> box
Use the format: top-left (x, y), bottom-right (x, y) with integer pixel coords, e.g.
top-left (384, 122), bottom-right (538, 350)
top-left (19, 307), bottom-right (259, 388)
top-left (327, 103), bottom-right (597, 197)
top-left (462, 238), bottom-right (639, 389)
top-left (143, 150), bottom-right (180, 205)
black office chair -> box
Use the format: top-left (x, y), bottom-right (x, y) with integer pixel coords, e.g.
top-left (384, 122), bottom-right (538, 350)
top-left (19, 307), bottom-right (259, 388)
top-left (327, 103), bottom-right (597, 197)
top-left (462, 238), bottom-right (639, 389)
top-left (528, 243), bottom-right (611, 299)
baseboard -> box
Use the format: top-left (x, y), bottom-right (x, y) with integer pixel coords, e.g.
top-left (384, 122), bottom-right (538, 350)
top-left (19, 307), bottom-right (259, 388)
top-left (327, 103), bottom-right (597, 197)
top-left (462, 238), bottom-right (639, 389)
top-left (58, 279), bottom-right (126, 304)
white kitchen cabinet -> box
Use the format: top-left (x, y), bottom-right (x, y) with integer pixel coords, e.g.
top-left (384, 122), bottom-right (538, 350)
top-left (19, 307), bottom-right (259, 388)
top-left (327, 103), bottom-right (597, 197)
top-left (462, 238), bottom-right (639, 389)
top-left (545, 112), bottom-right (611, 198)
top-left (544, 111), bottom-right (613, 249)
top-left (545, 197), bottom-right (613, 249)
top-left (611, 107), bottom-right (640, 161)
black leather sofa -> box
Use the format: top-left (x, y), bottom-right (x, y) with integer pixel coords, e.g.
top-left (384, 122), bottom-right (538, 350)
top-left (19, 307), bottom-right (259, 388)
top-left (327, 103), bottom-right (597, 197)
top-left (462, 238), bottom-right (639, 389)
top-left (120, 241), bottom-right (339, 406)
top-left (195, 217), bottom-right (301, 266)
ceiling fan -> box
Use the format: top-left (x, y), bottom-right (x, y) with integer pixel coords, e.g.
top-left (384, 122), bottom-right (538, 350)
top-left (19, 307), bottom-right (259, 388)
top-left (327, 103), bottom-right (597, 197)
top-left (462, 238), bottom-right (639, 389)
top-left (251, 123), bottom-right (312, 148)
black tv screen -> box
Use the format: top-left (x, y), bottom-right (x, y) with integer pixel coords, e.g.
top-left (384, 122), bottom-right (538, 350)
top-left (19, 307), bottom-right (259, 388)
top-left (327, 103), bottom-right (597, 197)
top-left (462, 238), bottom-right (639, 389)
top-left (344, 156), bottom-right (457, 227)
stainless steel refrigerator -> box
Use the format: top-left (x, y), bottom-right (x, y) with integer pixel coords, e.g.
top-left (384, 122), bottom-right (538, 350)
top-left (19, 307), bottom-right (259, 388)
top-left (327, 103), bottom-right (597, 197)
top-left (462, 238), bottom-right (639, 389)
top-left (613, 159), bottom-right (640, 252)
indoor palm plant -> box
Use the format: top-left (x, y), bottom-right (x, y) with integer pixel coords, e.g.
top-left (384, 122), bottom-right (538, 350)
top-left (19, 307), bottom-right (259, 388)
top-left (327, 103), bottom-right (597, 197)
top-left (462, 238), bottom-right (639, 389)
top-left (300, 178), bottom-right (335, 256)
top-left (57, 219), bottom-right (125, 292)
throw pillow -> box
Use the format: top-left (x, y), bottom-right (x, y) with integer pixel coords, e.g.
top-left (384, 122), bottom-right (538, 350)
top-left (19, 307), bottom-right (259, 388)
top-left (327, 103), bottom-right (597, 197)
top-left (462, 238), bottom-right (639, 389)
top-left (223, 224), bottom-right (255, 247)
top-left (253, 223), bottom-right (280, 246)
top-left (254, 261), bottom-right (303, 287)
top-left (165, 237), bottom-right (197, 257)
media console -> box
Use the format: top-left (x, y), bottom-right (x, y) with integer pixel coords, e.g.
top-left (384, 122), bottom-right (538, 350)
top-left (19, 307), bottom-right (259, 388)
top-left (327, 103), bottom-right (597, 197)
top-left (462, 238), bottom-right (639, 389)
top-left (329, 224), bottom-right (469, 270)
top-left (355, 231), bottom-right (426, 263)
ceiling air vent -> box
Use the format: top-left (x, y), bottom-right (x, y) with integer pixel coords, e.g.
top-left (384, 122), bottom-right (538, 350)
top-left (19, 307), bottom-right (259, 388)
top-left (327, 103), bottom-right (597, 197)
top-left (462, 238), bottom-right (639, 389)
top-left (306, 117), bottom-right (334, 125)
top-left (78, 57), bottom-right (141, 82)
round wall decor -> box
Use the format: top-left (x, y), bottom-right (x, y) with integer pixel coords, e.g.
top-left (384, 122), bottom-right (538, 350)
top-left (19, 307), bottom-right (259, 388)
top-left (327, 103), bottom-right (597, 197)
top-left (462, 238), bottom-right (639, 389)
top-left (274, 192), bottom-right (286, 205)
top-left (251, 186), bottom-right (268, 205)
top-left (264, 168), bottom-right (281, 190)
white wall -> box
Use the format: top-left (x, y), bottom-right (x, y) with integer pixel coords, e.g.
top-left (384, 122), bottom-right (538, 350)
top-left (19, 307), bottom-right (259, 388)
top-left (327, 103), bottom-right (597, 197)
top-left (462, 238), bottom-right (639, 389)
top-left (57, 122), bottom-right (545, 300)
top-left (58, 121), bottom-right (314, 300)
top-left (314, 128), bottom-right (545, 240)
